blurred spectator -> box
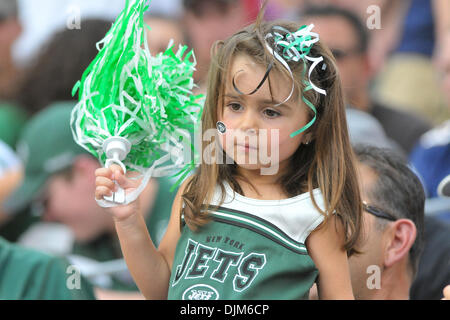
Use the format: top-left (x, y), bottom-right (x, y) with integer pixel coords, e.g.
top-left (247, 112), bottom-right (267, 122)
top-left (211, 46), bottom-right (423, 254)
top-left (13, 0), bottom-right (183, 68)
top-left (314, 1), bottom-right (406, 74)
top-left (345, 108), bottom-right (400, 152)
top-left (17, 19), bottom-right (112, 115)
top-left (408, 2), bottom-right (450, 222)
top-left (266, 0), bottom-right (408, 80)
top-left (2, 102), bottom-right (177, 295)
top-left (375, 0), bottom-right (450, 124)
top-left (353, 145), bottom-right (450, 300)
top-left (1, 126), bottom-right (95, 299)
top-left (261, 0), bottom-right (406, 79)
top-left (265, 0), bottom-right (393, 24)
top-left (309, 144), bottom-right (450, 300)
top-left (301, 5), bottom-right (431, 154)
top-left (0, 0), bottom-right (22, 101)
top-left (182, 0), bottom-right (258, 92)
top-left (0, 236), bottom-right (96, 299)
top-left (351, 145), bottom-right (425, 299)
top-left (309, 144), bottom-right (427, 300)
top-left (6, 9), bottom-right (184, 292)
top-left (408, 67), bottom-right (450, 223)
top-left (410, 216), bottom-right (450, 299)
top-left (144, 13), bottom-right (185, 56)
top-left (2, 102), bottom-right (112, 242)
top-left (14, 0), bottom-right (125, 67)
top-left (410, 121), bottom-right (450, 201)
top-left (263, 0), bottom-right (301, 20)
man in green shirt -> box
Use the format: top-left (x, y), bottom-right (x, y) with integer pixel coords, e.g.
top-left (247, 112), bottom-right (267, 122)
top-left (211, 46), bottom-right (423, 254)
top-left (3, 101), bottom-right (178, 295)
top-left (0, 236), bottom-right (95, 299)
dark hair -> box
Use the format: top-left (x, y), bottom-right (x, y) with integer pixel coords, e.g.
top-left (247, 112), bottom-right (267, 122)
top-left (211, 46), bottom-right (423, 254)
top-left (17, 19), bottom-right (113, 115)
top-left (354, 145), bottom-right (425, 277)
top-left (301, 5), bottom-right (369, 53)
top-left (183, 0), bottom-right (238, 17)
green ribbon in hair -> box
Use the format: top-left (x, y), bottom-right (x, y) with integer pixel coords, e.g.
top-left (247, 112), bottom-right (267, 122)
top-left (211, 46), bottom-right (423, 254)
top-left (265, 24), bottom-right (326, 138)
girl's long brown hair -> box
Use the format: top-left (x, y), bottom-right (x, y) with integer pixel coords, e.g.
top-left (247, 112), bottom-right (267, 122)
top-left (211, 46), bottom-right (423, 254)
top-left (181, 13), bottom-right (362, 255)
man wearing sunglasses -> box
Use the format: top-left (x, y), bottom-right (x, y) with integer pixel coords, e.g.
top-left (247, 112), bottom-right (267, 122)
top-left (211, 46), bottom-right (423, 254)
top-left (353, 145), bottom-right (450, 300)
top-left (350, 145), bottom-right (425, 299)
top-left (308, 145), bottom-right (449, 299)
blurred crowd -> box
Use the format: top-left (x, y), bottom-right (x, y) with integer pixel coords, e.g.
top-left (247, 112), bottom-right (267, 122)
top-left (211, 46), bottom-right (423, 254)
top-left (0, 0), bottom-right (449, 300)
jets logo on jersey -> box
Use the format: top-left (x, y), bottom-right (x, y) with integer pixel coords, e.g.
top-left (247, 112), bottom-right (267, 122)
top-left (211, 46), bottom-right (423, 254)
top-left (182, 284), bottom-right (219, 300)
top-left (172, 238), bottom-right (267, 293)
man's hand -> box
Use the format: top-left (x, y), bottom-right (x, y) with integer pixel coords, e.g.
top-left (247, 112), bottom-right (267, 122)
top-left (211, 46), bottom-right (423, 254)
top-left (442, 285), bottom-right (450, 300)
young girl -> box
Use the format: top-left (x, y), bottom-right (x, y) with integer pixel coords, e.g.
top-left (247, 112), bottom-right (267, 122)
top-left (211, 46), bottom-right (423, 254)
top-left (95, 18), bottom-right (362, 300)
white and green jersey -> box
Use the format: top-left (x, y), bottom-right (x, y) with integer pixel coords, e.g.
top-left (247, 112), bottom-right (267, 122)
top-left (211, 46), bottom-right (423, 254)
top-left (168, 181), bottom-right (326, 300)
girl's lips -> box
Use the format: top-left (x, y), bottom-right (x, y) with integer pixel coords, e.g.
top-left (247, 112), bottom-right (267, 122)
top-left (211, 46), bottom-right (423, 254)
top-left (236, 143), bottom-right (257, 150)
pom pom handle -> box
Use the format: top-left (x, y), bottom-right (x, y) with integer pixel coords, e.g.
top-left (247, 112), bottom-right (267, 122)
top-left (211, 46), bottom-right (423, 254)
top-left (102, 137), bottom-right (131, 204)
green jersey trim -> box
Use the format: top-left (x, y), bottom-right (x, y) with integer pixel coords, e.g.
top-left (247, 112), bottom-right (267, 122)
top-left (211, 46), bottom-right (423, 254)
top-left (202, 205), bottom-right (308, 255)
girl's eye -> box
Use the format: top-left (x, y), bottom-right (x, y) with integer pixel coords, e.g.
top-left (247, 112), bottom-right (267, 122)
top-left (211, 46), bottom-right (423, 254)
top-left (227, 103), bottom-right (243, 111)
top-left (263, 109), bottom-right (281, 118)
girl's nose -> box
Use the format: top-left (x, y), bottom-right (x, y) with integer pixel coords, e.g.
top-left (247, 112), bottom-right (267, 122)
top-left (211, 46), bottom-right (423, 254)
top-left (239, 109), bottom-right (258, 135)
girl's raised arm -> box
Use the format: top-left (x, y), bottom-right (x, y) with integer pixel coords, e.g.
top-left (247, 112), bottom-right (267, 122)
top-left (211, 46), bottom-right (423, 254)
top-left (96, 165), bottom-right (188, 299)
top-left (306, 215), bottom-right (355, 300)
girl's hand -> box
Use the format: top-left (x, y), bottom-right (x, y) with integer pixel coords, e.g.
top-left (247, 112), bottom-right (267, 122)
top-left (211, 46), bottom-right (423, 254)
top-left (95, 164), bottom-right (140, 222)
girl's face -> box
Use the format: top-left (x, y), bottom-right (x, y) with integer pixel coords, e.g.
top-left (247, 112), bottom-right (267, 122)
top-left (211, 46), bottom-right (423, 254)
top-left (217, 54), bottom-right (311, 175)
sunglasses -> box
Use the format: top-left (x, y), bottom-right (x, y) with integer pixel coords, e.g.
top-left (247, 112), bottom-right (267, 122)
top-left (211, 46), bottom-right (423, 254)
top-left (362, 201), bottom-right (397, 221)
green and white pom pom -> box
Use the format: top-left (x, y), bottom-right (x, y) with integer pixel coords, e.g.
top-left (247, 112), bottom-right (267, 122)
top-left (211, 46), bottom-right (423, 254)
top-left (70, 0), bottom-right (203, 206)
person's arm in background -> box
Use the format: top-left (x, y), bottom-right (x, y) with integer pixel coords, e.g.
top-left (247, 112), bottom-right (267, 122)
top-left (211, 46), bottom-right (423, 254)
top-left (432, 0), bottom-right (450, 71)
top-left (443, 285), bottom-right (450, 300)
top-left (366, 0), bottom-right (410, 72)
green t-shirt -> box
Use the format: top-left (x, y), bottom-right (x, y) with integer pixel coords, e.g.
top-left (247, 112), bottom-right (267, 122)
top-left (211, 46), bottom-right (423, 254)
top-left (0, 176), bottom-right (178, 293)
top-left (168, 182), bottom-right (325, 300)
top-left (0, 237), bottom-right (96, 300)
